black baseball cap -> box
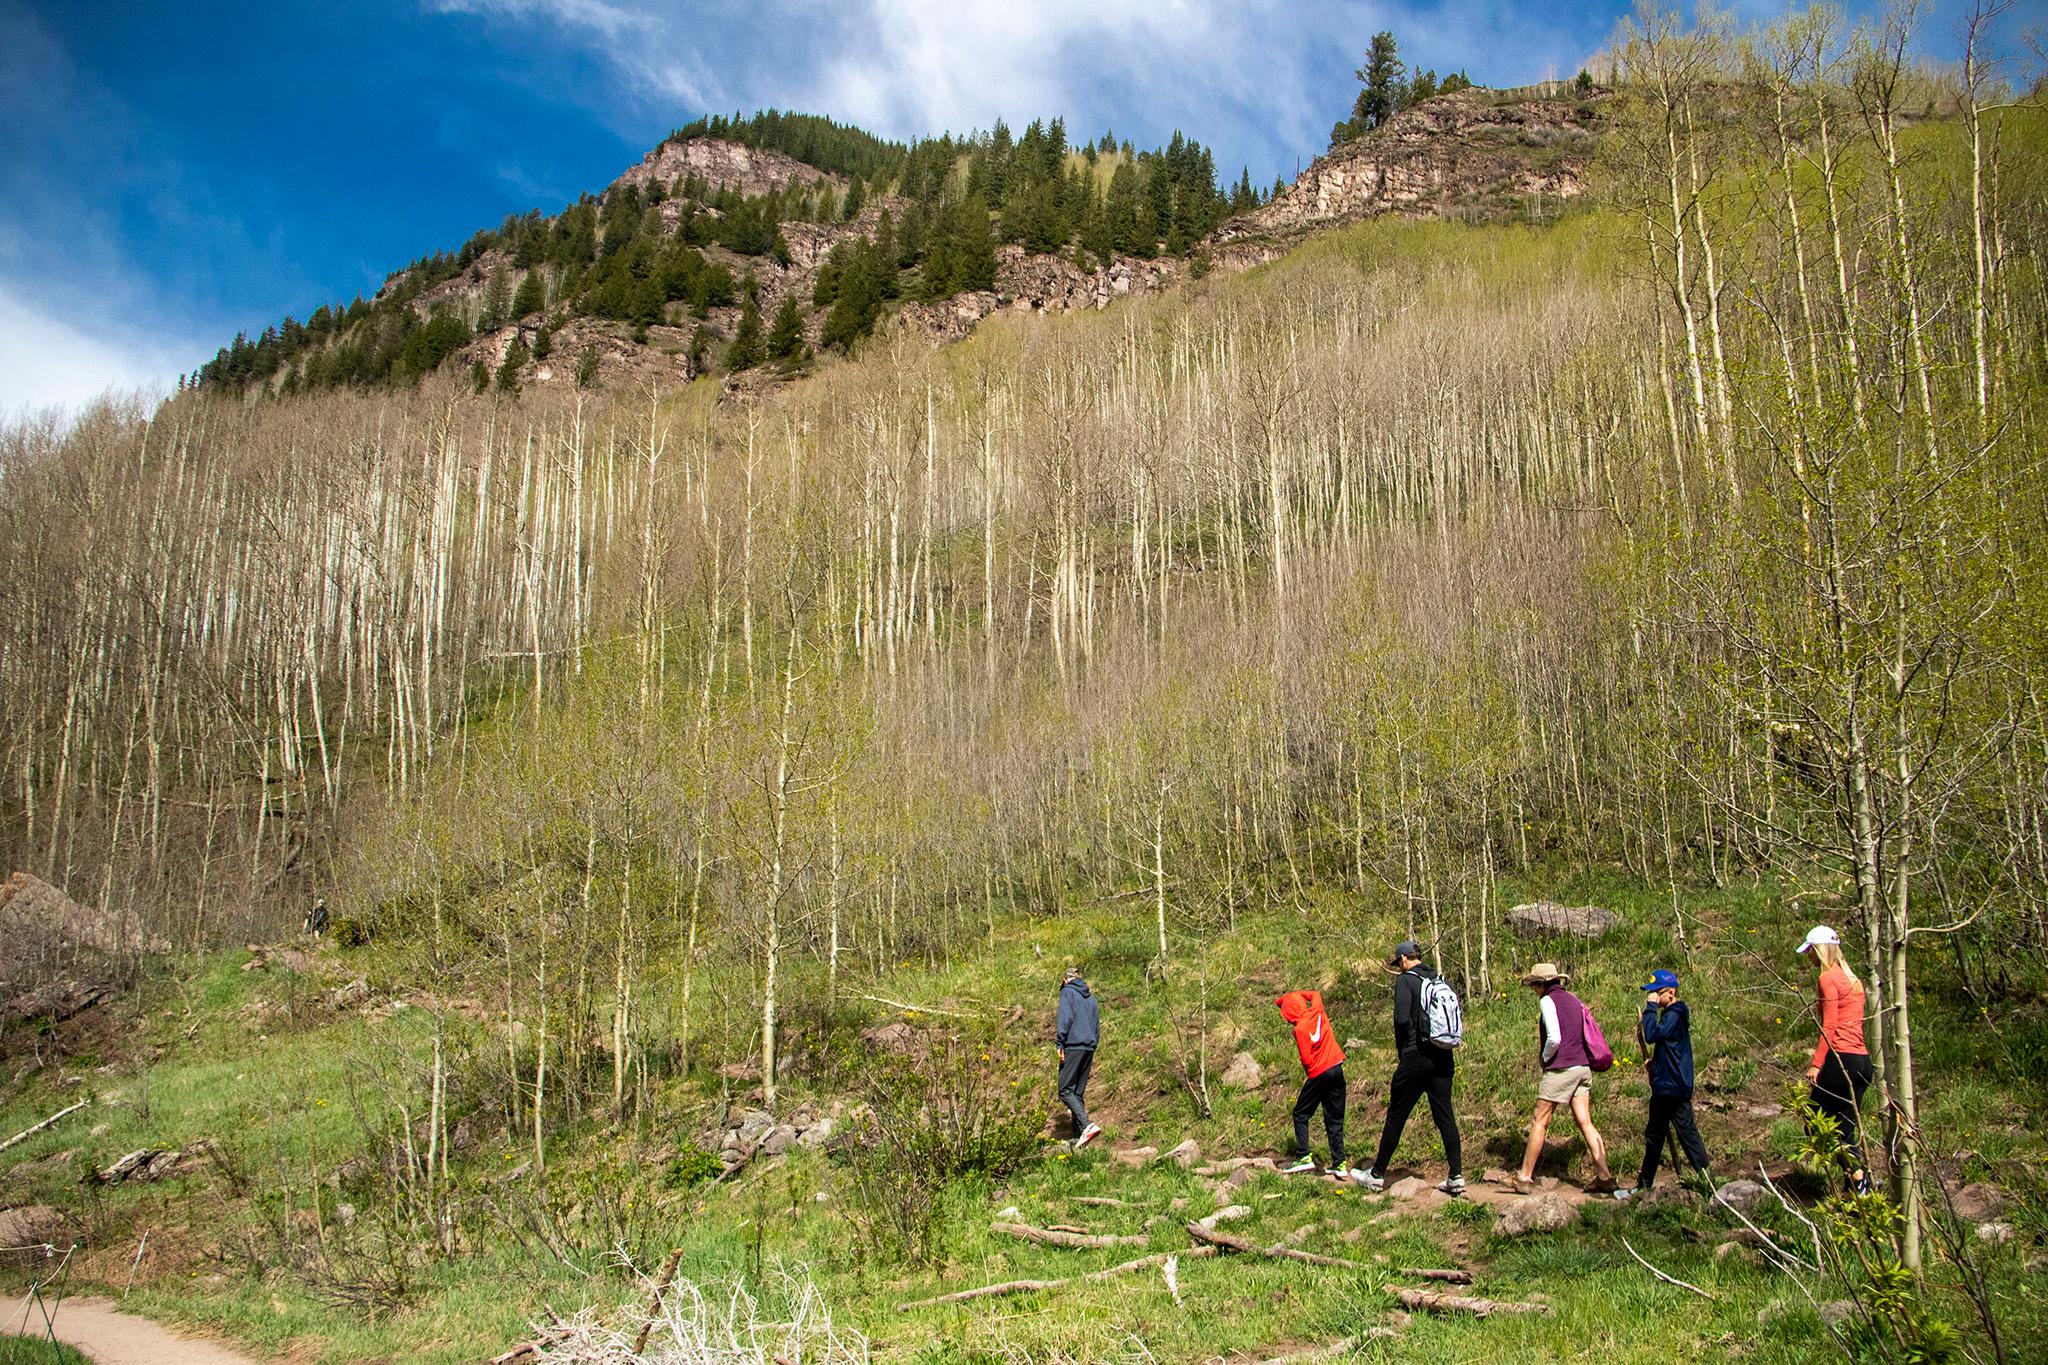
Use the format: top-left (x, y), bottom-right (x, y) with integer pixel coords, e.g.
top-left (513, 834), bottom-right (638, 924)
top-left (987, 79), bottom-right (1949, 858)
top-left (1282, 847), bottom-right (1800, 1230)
top-left (1387, 939), bottom-right (1424, 966)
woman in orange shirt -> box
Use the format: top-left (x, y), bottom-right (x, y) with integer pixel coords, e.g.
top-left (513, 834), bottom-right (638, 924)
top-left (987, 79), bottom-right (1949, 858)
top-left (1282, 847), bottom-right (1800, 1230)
top-left (1797, 925), bottom-right (1873, 1195)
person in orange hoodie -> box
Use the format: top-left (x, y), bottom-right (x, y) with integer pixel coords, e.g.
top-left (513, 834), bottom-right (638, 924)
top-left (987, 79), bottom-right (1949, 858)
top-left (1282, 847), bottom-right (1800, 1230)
top-left (1276, 989), bottom-right (1357, 1179)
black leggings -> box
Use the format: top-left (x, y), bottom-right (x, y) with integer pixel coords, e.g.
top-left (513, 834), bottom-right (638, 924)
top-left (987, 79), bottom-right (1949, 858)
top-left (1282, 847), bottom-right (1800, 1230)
top-left (1637, 1092), bottom-right (1710, 1189)
top-left (1292, 1064), bottom-right (1347, 1167)
top-left (1808, 1049), bottom-right (1872, 1175)
top-left (1371, 1049), bottom-right (1461, 1178)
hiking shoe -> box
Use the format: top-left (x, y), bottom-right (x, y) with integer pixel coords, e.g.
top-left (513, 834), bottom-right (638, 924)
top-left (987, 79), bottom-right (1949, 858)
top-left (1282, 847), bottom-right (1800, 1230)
top-left (1508, 1175), bottom-right (1536, 1195)
top-left (1282, 1156), bottom-right (1319, 1175)
top-left (1587, 1177), bottom-right (1618, 1195)
top-left (1075, 1123), bottom-right (1103, 1149)
top-left (1352, 1168), bottom-right (1386, 1192)
top-left (1437, 1176), bottom-right (1467, 1197)
top-left (1611, 1187), bottom-right (1638, 1202)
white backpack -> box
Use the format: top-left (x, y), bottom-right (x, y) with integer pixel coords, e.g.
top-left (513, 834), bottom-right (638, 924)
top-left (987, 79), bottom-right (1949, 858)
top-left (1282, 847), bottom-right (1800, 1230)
top-left (1419, 973), bottom-right (1464, 1049)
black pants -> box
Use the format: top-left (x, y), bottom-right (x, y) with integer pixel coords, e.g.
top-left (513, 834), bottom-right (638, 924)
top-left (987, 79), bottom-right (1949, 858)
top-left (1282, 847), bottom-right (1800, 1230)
top-left (1371, 1049), bottom-right (1461, 1178)
top-left (1291, 1064), bottom-right (1347, 1167)
top-left (1808, 1048), bottom-right (1872, 1174)
top-left (1637, 1091), bottom-right (1710, 1189)
top-left (1058, 1047), bottom-right (1094, 1131)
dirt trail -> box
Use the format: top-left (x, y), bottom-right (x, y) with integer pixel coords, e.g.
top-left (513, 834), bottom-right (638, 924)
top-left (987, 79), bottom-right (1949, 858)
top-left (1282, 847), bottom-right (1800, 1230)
top-left (2, 1294), bottom-right (262, 1364)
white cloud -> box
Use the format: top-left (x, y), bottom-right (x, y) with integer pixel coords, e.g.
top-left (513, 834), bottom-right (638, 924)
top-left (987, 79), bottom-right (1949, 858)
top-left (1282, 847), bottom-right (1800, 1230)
top-left (0, 281), bottom-right (197, 419)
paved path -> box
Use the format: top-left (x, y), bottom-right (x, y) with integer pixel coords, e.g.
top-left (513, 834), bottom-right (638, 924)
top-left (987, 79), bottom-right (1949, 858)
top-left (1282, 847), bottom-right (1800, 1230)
top-left (2, 1294), bottom-right (261, 1364)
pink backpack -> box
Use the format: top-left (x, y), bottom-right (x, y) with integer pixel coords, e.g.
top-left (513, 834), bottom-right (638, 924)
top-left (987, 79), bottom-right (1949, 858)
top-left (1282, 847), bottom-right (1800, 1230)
top-left (1581, 1002), bottom-right (1615, 1073)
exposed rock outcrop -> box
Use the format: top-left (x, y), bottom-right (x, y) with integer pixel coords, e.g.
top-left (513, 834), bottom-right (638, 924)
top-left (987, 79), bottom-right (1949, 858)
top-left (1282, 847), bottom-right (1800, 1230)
top-left (614, 137), bottom-right (842, 200)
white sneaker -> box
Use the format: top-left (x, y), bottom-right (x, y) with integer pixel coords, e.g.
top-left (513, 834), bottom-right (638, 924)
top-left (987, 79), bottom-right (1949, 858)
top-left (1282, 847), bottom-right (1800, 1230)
top-left (1075, 1123), bottom-right (1103, 1149)
top-left (1353, 1168), bottom-right (1386, 1192)
top-left (1612, 1187), bottom-right (1637, 1202)
top-left (1438, 1176), bottom-right (1467, 1197)
top-left (1282, 1156), bottom-right (1319, 1175)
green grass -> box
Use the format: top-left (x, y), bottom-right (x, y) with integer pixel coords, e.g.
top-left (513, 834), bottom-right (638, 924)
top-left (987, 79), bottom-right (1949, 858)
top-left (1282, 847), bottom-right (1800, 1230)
top-left (0, 1335), bottom-right (91, 1365)
top-left (3, 869), bottom-right (2044, 1363)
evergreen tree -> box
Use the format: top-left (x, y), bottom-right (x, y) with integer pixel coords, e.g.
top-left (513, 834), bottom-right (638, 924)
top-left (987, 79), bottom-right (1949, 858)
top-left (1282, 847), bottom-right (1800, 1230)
top-left (471, 360), bottom-right (490, 393)
top-left (841, 175), bottom-right (866, 222)
top-left (512, 269), bottom-right (546, 318)
top-left (532, 323), bottom-right (553, 360)
top-left (478, 266), bottom-right (511, 333)
top-left (575, 343), bottom-right (599, 387)
top-left (728, 296), bottom-right (764, 369)
top-left (952, 195), bottom-right (996, 292)
top-left (688, 325), bottom-right (713, 372)
top-left (495, 335), bottom-right (528, 393)
top-left (1332, 31), bottom-right (1403, 145)
top-left (767, 292), bottom-right (805, 362)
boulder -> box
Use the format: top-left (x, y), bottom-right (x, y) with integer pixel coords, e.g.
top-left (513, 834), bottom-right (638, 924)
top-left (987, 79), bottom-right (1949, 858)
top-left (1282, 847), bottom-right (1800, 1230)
top-left (1712, 1180), bottom-right (1768, 1214)
top-left (1506, 901), bottom-right (1619, 938)
top-left (1977, 1222), bottom-right (2015, 1245)
top-left (732, 1109), bottom-right (774, 1144)
top-left (760, 1125), bottom-right (798, 1156)
top-left (1818, 1301), bottom-right (1857, 1328)
top-left (1220, 1052), bottom-right (1262, 1090)
top-left (1496, 1192), bottom-right (1577, 1236)
top-left (1952, 1182), bottom-right (2007, 1223)
top-left (1112, 1146), bottom-right (1158, 1168)
top-left (1386, 1176), bottom-right (1428, 1200)
top-left (797, 1117), bottom-right (836, 1147)
top-left (1163, 1139), bottom-right (1201, 1168)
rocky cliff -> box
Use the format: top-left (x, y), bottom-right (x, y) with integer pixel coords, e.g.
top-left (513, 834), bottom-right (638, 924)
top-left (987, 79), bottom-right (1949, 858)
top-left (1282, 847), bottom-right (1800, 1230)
top-left (1216, 89), bottom-right (1603, 263)
top-left (614, 136), bottom-right (842, 199)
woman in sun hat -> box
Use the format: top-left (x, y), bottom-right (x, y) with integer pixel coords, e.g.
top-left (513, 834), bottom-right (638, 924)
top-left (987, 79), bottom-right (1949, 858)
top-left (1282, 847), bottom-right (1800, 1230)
top-left (1506, 962), bottom-right (1616, 1194)
top-left (1798, 926), bottom-right (1873, 1195)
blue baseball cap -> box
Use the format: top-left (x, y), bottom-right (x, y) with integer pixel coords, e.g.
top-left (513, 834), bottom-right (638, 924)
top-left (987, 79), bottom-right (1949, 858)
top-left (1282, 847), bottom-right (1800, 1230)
top-left (1640, 969), bottom-right (1681, 991)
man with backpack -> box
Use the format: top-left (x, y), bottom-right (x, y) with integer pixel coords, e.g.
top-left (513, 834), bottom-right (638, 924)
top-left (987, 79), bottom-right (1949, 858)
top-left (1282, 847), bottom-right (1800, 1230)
top-left (1355, 940), bottom-right (1465, 1196)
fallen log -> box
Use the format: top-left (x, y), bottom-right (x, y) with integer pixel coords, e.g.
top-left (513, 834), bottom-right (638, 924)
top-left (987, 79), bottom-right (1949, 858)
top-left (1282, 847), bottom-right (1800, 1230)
top-left (1398, 1267), bottom-right (1474, 1284)
top-left (1070, 1196), bottom-right (1133, 1208)
top-left (991, 1221), bottom-right (1146, 1249)
top-left (1383, 1284), bottom-right (1552, 1317)
top-left (896, 1246), bottom-right (1217, 1312)
top-left (1185, 1222), bottom-right (1368, 1270)
top-left (0, 1100), bottom-right (88, 1155)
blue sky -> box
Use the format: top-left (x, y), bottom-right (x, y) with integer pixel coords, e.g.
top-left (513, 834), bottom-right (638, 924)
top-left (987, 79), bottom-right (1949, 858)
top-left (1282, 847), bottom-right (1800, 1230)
top-left (0, 0), bottom-right (2027, 413)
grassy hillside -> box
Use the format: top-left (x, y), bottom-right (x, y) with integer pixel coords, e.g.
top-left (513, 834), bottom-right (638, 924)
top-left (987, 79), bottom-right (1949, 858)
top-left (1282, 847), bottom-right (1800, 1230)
top-left (3, 868), bottom-right (2043, 1363)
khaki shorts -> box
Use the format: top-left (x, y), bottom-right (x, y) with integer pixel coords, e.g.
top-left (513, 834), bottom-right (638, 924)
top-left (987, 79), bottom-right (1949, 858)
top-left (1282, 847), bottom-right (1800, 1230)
top-left (1537, 1065), bottom-right (1592, 1104)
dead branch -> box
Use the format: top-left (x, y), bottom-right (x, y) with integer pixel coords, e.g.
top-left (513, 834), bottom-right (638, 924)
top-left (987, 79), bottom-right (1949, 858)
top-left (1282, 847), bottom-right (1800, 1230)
top-left (855, 992), bottom-right (979, 1018)
top-left (1243, 1326), bottom-right (1404, 1364)
top-left (896, 1246), bottom-right (1216, 1311)
top-left (632, 1247), bottom-right (686, 1354)
top-left (1398, 1267), bottom-right (1474, 1284)
top-left (0, 1100), bottom-right (88, 1154)
top-left (1184, 1222), bottom-right (1368, 1269)
top-left (1621, 1237), bottom-right (1717, 1301)
top-left (1383, 1285), bottom-right (1553, 1317)
top-left (1069, 1196), bottom-right (1134, 1208)
top-left (991, 1221), bottom-right (1147, 1249)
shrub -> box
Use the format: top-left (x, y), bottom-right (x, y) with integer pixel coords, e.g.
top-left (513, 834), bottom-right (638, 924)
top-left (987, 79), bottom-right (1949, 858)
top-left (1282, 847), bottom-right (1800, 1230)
top-left (838, 1026), bottom-right (1041, 1263)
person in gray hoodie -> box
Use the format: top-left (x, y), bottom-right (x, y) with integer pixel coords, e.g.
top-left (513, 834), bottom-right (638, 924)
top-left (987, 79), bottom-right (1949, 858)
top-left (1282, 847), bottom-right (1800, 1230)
top-left (1055, 967), bottom-right (1103, 1148)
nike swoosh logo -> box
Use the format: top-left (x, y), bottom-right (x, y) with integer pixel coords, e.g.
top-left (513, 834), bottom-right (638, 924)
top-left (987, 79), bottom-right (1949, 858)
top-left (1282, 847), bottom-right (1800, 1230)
top-left (1310, 1019), bottom-right (1322, 1044)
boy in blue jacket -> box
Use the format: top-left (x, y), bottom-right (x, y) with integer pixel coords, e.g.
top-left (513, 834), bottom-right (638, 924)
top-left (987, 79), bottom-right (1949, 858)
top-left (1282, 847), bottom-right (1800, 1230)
top-left (1614, 969), bottom-right (1712, 1200)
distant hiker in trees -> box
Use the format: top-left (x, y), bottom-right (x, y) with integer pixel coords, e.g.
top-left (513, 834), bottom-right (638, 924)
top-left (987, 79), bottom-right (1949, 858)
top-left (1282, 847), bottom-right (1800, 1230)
top-left (1055, 967), bottom-right (1103, 1149)
top-left (1507, 962), bottom-right (1618, 1194)
top-left (1355, 940), bottom-right (1464, 1195)
top-left (1797, 926), bottom-right (1874, 1195)
top-left (303, 898), bottom-right (328, 940)
top-left (1276, 988), bottom-right (1358, 1180)
top-left (1612, 969), bottom-right (1711, 1201)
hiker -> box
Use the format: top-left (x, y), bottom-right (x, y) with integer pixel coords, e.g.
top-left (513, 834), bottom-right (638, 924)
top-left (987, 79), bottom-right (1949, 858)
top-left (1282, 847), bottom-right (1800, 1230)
top-left (1055, 967), bottom-right (1103, 1149)
top-left (1276, 988), bottom-right (1357, 1179)
top-left (1508, 962), bottom-right (1618, 1194)
top-left (303, 898), bottom-right (328, 939)
top-left (1355, 940), bottom-right (1464, 1196)
top-left (1613, 968), bottom-right (1710, 1201)
top-left (1798, 926), bottom-right (1873, 1195)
